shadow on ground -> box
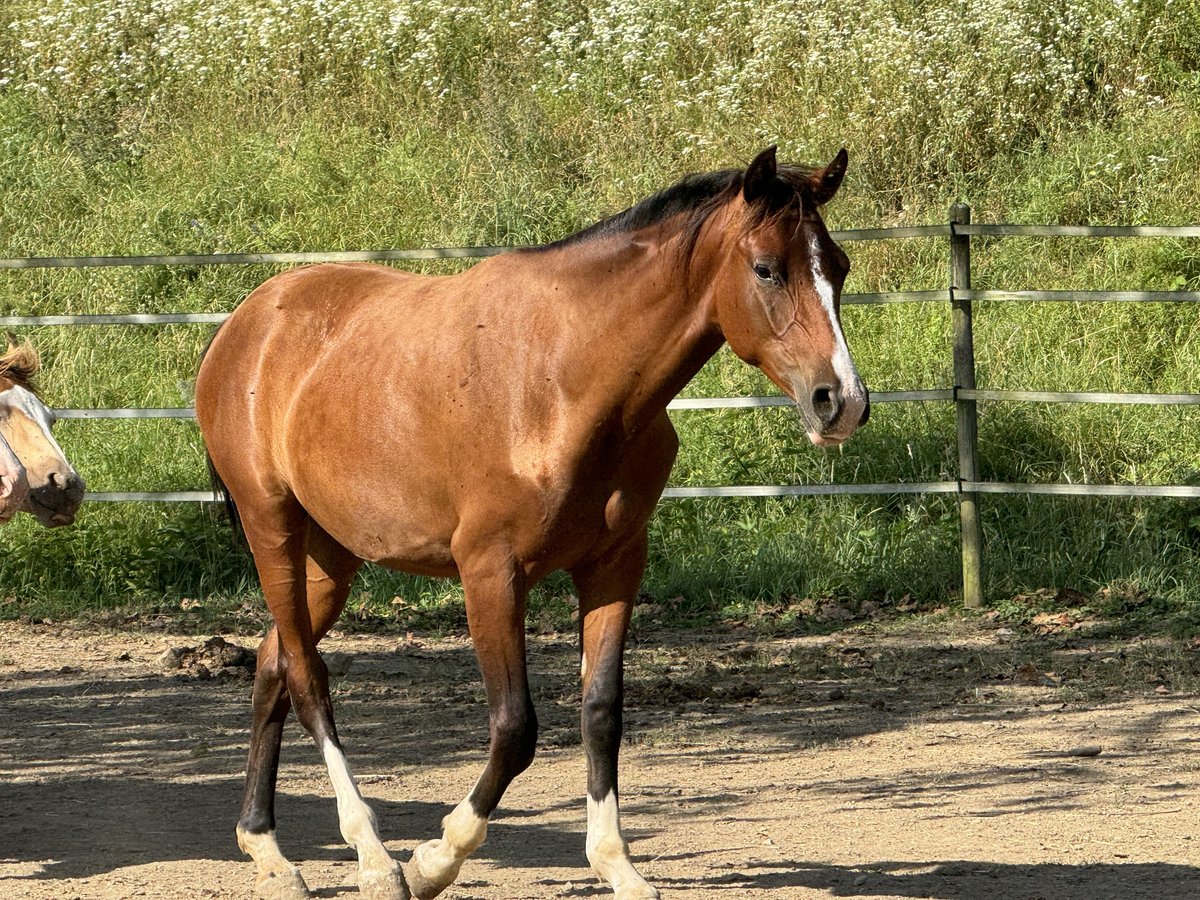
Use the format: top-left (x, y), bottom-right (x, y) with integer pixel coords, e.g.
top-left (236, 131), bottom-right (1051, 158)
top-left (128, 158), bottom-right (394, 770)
top-left (619, 859), bottom-right (1200, 899)
top-left (2, 625), bottom-right (1198, 894)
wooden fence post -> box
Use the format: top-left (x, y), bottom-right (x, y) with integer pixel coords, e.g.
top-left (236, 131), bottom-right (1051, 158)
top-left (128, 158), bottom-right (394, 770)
top-left (951, 203), bottom-right (984, 609)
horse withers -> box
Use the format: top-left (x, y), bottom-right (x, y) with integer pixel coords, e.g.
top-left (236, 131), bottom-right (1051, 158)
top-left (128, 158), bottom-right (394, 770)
top-left (196, 146), bottom-right (868, 900)
top-left (0, 337), bottom-right (84, 527)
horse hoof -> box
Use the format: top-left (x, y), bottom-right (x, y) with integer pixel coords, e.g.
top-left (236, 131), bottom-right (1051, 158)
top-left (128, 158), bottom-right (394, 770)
top-left (402, 846), bottom-right (459, 900)
top-left (360, 866), bottom-right (411, 900)
top-left (255, 869), bottom-right (312, 900)
top-left (614, 886), bottom-right (661, 900)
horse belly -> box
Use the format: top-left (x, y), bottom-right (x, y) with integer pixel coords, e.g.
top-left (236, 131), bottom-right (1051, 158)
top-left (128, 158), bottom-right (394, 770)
top-left (289, 456), bottom-right (460, 577)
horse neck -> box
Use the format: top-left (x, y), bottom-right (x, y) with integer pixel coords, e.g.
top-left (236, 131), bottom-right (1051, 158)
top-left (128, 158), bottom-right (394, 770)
top-left (533, 223), bottom-right (727, 434)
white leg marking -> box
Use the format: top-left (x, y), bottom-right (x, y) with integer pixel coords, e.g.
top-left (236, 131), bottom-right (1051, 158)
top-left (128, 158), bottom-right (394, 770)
top-left (587, 792), bottom-right (660, 899)
top-left (236, 827), bottom-right (310, 898)
top-left (322, 738), bottom-right (402, 892)
top-left (238, 827), bottom-right (297, 873)
top-left (407, 793), bottom-right (488, 896)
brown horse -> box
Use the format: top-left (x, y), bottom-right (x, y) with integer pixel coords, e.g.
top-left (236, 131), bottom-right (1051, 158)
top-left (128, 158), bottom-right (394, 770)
top-left (196, 146), bottom-right (868, 900)
top-left (0, 338), bottom-right (85, 527)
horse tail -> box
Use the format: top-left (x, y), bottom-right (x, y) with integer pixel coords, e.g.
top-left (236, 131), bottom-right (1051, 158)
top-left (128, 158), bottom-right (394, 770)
top-left (205, 452), bottom-right (244, 542)
top-left (198, 323), bottom-right (244, 543)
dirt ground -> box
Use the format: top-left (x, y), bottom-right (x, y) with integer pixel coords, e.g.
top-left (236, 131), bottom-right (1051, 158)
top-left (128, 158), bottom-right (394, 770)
top-left (3, 619), bottom-right (1200, 900)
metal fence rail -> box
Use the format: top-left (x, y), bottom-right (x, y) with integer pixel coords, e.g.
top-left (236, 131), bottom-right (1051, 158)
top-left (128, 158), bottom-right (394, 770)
top-left (5, 209), bottom-right (1200, 605)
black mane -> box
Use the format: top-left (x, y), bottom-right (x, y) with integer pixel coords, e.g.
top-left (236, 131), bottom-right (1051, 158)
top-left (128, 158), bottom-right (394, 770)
top-left (535, 170), bottom-right (740, 252)
top-left (528, 163), bottom-right (822, 254)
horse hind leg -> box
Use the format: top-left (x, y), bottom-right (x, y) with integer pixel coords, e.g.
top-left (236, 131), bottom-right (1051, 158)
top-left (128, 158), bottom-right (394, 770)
top-left (573, 534), bottom-right (660, 900)
top-left (303, 525), bottom-right (407, 898)
top-left (236, 509), bottom-right (405, 899)
top-left (404, 546), bottom-right (537, 899)
top-left (231, 497), bottom-right (313, 899)
top-left (236, 628), bottom-right (308, 900)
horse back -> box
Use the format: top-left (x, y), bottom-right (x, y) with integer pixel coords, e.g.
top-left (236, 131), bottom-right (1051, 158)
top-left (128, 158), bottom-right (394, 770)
top-left (196, 261), bottom-right (677, 577)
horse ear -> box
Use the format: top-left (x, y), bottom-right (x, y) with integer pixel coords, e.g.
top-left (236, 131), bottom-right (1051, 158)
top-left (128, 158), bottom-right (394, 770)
top-left (743, 145), bottom-right (779, 205)
top-left (809, 148), bottom-right (848, 205)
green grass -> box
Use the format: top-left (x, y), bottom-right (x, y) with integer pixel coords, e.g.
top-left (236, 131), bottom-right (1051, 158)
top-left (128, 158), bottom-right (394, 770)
top-left (1, 0), bottom-right (1200, 628)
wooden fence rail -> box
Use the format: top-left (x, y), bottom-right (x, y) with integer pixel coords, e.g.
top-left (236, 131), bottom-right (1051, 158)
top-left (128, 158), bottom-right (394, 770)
top-left (4, 207), bottom-right (1200, 606)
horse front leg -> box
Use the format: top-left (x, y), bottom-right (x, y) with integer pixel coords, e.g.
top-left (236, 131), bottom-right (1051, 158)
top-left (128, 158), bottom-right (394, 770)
top-left (573, 533), bottom-right (660, 900)
top-left (404, 546), bottom-right (537, 899)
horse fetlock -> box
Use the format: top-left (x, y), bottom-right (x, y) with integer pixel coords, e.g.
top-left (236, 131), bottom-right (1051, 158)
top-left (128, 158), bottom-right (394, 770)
top-left (236, 826), bottom-right (309, 898)
top-left (337, 804), bottom-right (381, 851)
top-left (586, 830), bottom-right (628, 859)
top-left (402, 840), bottom-right (465, 900)
top-left (588, 845), bottom-right (658, 900)
top-left (593, 865), bottom-right (660, 900)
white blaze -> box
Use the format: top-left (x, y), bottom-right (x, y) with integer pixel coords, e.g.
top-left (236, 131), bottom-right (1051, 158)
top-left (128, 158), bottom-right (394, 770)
top-left (1, 385), bottom-right (72, 466)
top-left (808, 235), bottom-right (865, 403)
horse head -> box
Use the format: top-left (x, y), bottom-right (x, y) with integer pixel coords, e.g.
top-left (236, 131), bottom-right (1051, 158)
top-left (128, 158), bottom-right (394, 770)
top-left (711, 146), bottom-right (869, 447)
top-left (0, 338), bottom-right (85, 527)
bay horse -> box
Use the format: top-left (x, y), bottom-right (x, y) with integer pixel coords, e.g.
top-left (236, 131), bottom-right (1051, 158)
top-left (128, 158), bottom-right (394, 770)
top-left (196, 146), bottom-right (868, 900)
top-left (0, 337), bottom-right (85, 527)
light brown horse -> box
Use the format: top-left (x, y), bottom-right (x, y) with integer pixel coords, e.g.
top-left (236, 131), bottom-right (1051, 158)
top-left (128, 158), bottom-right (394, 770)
top-left (0, 338), bottom-right (84, 527)
top-left (196, 146), bottom-right (868, 900)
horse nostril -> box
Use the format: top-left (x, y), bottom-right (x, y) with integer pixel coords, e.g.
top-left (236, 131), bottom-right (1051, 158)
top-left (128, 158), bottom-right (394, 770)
top-left (860, 392), bottom-right (871, 426)
top-left (49, 471), bottom-right (84, 495)
top-left (811, 383), bottom-right (842, 428)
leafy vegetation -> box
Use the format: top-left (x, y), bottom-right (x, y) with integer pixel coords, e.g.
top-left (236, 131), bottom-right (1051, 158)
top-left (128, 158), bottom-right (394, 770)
top-left (1, 0), bottom-right (1199, 627)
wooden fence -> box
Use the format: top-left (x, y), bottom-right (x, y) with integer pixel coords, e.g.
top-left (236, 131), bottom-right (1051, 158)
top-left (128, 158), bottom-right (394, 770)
top-left (4, 206), bottom-right (1200, 607)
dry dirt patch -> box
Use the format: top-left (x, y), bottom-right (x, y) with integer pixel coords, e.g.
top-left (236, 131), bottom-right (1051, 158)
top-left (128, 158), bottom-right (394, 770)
top-left (2, 621), bottom-right (1200, 899)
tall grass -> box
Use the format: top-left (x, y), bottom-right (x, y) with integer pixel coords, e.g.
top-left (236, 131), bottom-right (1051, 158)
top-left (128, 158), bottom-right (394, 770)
top-left (1, 0), bottom-right (1199, 623)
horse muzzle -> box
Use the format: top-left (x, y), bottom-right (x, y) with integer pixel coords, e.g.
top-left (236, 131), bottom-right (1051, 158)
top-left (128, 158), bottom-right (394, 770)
top-left (27, 471), bottom-right (85, 528)
top-left (798, 380), bottom-right (870, 447)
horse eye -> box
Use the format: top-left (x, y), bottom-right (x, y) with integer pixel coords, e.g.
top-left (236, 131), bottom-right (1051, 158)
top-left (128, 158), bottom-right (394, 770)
top-left (753, 262), bottom-right (779, 285)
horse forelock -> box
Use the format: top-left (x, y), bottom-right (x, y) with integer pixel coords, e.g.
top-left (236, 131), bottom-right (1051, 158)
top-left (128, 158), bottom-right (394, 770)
top-left (743, 165), bottom-right (826, 228)
top-left (684, 164), bottom-right (826, 263)
top-left (0, 340), bottom-right (40, 394)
